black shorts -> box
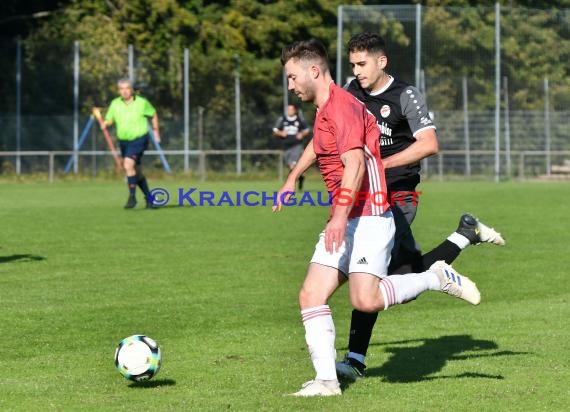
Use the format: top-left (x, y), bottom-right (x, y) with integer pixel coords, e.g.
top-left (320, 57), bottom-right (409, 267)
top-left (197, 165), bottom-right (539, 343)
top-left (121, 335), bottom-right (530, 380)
top-left (388, 205), bottom-right (422, 274)
top-left (119, 134), bottom-right (149, 165)
top-left (387, 180), bottom-right (422, 274)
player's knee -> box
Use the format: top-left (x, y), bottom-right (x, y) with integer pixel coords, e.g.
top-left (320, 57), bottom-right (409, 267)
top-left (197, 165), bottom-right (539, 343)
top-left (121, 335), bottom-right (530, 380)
top-left (298, 287), bottom-right (314, 307)
top-left (123, 159), bottom-right (135, 173)
top-left (298, 286), bottom-right (326, 309)
top-left (350, 295), bottom-right (380, 313)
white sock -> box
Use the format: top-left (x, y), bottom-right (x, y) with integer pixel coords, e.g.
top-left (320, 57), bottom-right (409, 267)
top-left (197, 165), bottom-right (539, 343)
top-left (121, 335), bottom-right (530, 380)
top-left (447, 232), bottom-right (471, 249)
top-left (301, 305), bottom-right (337, 381)
top-left (379, 271), bottom-right (440, 310)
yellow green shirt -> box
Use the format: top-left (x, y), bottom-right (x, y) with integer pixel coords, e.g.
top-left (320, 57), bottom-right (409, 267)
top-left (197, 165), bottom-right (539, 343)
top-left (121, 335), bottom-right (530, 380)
top-left (105, 95), bottom-right (156, 141)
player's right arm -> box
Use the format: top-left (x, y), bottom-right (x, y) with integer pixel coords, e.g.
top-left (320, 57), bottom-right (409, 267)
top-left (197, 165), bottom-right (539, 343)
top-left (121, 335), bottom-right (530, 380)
top-left (325, 148), bottom-right (365, 253)
top-left (272, 117), bottom-right (287, 138)
top-left (102, 103), bottom-right (115, 130)
top-left (151, 113), bottom-right (161, 143)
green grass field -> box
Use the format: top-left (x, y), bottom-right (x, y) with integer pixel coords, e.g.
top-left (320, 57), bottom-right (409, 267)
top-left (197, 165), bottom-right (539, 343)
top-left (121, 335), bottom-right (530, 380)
top-left (1, 178), bottom-right (569, 411)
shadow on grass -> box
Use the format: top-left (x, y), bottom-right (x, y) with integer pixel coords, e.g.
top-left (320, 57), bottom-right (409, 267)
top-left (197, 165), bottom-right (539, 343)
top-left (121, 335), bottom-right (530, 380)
top-left (340, 334), bottom-right (530, 391)
top-left (128, 378), bottom-right (176, 388)
top-left (0, 254), bottom-right (46, 263)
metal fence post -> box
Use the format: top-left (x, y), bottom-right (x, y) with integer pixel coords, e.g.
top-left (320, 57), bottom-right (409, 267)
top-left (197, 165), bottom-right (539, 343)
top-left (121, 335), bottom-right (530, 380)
top-left (128, 44), bottom-right (134, 84)
top-left (336, 5), bottom-right (343, 85)
top-left (234, 54), bottom-right (242, 176)
top-left (15, 37), bottom-right (22, 175)
top-left (494, 2), bottom-right (501, 183)
top-left (184, 48), bottom-right (190, 174)
top-left (545, 77), bottom-right (551, 176)
top-left (49, 152), bottom-right (54, 183)
top-left (73, 41), bottom-right (80, 174)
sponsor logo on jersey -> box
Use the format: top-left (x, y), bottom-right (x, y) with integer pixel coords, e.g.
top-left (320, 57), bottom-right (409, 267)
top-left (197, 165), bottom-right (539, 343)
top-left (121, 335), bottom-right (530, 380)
top-left (378, 121), bottom-right (393, 146)
top-left (378, 121), bottom-right (392, 137)
top-left (380, 104), bottom-right (391, 118)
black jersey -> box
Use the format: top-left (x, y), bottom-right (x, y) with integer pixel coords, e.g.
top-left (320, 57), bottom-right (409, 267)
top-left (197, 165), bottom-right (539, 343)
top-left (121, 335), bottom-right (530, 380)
top-left (346, 77), bottom-right (435, 186)
top-left (273, 115), bottom-right (309, 149)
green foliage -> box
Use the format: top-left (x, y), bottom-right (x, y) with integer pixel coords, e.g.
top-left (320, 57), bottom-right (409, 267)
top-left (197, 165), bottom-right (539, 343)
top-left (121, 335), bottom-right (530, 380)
top-left (501, 9), bottom-right (570, 109)
top-left (21, 0), bottom-right (364, 118)
top-left (422, 5), bottom-right (569, 110)
top-left (14, 1), bottom-right (570, 116)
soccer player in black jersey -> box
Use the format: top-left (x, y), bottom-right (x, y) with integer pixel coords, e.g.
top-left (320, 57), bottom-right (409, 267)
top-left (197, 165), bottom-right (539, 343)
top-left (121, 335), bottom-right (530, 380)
top-left (336, 32), bottom-right (506, 379)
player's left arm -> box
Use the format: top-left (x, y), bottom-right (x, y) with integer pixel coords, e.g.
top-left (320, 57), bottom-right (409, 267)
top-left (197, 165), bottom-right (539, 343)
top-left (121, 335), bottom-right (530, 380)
top-left (382, 86), bottom-right (438, 169)
top-left (382, 128), bottom-right (437, 169)
top-left (151, 113), bottom-right (161, 143)
top-left (144, 99), bottom-right (161, 143)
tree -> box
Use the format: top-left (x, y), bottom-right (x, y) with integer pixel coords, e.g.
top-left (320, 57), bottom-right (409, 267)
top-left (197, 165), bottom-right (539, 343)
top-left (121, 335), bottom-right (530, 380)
top-left (422, 4), bottom-right (569, 110)
top-left (9, 0), bottom-right (570, 152)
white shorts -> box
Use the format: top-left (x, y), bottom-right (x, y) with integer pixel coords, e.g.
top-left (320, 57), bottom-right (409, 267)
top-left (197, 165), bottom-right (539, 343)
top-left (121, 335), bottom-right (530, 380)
top-left (310, 212), bottom-right (395, 278)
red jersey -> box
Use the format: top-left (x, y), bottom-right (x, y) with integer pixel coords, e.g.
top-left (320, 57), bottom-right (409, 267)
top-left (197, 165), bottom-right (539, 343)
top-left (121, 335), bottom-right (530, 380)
top-left (312, 82), bottom-right (389, 218)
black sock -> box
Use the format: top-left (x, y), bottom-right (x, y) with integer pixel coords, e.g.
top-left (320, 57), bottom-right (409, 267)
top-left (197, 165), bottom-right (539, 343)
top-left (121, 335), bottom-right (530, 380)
top-left (127, 176), bottom-right (137, 196)
top-left (137, 176), bottom-right (150, 198)
top-left (421, 239), bottom-right (461, 268)
top-left (348, 309), bottom-right (378, 357)
top-left (298, 175), bottom-right (305, 190)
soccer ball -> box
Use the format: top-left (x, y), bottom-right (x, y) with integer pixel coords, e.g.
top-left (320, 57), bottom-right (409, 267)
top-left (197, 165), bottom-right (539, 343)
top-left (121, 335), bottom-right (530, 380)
top-left (114, 335), bottom-right (161, 381)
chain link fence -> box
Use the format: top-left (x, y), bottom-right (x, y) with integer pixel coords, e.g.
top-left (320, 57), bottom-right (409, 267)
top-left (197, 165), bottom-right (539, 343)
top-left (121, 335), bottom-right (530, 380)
top-left (1, 4), bottom-right (569, 180)
top-left (338, 4), bottom-right (570, 181)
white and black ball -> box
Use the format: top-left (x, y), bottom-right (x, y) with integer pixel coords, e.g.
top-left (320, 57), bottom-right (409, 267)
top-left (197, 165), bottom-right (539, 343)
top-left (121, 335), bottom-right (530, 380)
top-left (114, 335), bottom-right (161, 381)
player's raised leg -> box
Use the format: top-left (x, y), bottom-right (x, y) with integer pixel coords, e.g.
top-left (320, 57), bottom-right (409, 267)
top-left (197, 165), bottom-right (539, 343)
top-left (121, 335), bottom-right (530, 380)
top-left (429, 260), bottom-right (480, 304)
top-left (454, 213), bottom-right (506, 246)
top-left (337, 261), bottom-right (480, 380)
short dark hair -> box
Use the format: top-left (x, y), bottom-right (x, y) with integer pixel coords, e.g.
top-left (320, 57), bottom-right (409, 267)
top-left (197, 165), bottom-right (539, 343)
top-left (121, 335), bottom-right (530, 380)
top-left (281, 38), bottom-right (329, 69)
top-left (347, 32), bottom-right (387, 55)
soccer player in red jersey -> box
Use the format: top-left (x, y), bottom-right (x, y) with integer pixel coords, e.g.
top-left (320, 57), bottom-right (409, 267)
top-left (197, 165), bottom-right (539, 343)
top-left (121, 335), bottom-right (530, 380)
top-left (273, 39), bottom-right (481, 397)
